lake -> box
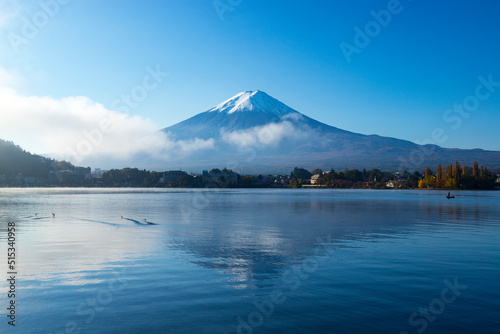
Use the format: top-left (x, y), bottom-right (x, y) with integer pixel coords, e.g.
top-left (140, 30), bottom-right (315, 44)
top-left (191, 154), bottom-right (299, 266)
top-left (0, 188), bottom-right (499, 333)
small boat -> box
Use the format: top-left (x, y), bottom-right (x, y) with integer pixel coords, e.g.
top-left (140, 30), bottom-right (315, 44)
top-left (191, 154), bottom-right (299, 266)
top-left (446, 192), bottom-right (455, 199)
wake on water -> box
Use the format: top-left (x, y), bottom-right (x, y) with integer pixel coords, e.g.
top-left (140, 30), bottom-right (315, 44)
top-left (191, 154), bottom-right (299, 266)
top-left (20, 215), bottom-right (158, 226)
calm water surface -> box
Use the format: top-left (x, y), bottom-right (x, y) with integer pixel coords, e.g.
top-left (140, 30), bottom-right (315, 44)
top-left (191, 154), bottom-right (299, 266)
top-left (0, 188), bottom-right (499, 333)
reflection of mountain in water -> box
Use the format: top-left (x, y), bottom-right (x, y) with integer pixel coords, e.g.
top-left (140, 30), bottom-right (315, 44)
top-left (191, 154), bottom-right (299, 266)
top-left (165, 191), bottom-right (492, 288)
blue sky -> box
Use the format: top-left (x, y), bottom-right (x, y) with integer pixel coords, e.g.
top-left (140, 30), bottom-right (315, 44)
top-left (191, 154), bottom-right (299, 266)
top-left (1, 0), bottom-right (500, 161)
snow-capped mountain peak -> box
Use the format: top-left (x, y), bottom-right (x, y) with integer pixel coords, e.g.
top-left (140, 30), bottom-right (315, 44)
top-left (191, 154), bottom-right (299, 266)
top-left (159, 90), bottom-right (500, 172)
top-left (208, 90), bottom-right (299, 116)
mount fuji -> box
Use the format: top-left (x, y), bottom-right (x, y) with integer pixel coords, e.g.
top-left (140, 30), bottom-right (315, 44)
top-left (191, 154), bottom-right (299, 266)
top-left (161, 90), bottom-right (500, 173)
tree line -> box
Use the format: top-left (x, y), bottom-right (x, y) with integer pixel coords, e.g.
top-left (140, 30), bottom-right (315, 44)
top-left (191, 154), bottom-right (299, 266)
top-left (288, 162), bottom-right (498, 190)
top-left (289, 167), bottom-right (421, 189)
top-left (101, 168), bottom-right (239, 187)
top-left (1, 138), bottom-right (498, 189)
top-left (418, 161), bottom-right (497, 189)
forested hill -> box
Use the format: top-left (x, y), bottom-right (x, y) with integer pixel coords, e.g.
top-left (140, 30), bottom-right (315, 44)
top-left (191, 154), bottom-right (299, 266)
top-left (0, 139), bottom-right (55, 177)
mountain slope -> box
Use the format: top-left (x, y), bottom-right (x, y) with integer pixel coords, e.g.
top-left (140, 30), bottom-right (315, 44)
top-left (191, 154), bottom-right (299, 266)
top-left (161, 91), bottom-right (500, 173)
top-left (0, 139), bottom-right (56, 177)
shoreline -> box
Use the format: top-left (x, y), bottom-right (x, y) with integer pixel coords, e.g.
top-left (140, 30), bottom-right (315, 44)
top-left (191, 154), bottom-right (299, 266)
top-left (0, 186), bottom-right (498, 191)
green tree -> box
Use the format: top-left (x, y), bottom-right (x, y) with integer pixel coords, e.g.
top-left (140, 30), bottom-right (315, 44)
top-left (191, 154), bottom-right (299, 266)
top-left (311, 168), bottom-right (323, 175)
top-left (239, 175), bottom-right (256, 187)
top-left (290, 167), bottom-right (312, 180)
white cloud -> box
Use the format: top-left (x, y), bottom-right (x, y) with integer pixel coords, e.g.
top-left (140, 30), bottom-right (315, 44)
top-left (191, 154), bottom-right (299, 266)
top-left (0, 84), bottom-right (214, 166)
top-left (0, 67), bottom-right (23, 87)
top-left (221, 117), bottom-right (313, 149)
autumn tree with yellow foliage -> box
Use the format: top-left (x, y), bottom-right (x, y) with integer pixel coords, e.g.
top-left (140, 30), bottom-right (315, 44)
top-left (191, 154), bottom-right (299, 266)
top-left (418, 161), bottom-right (497, 189)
